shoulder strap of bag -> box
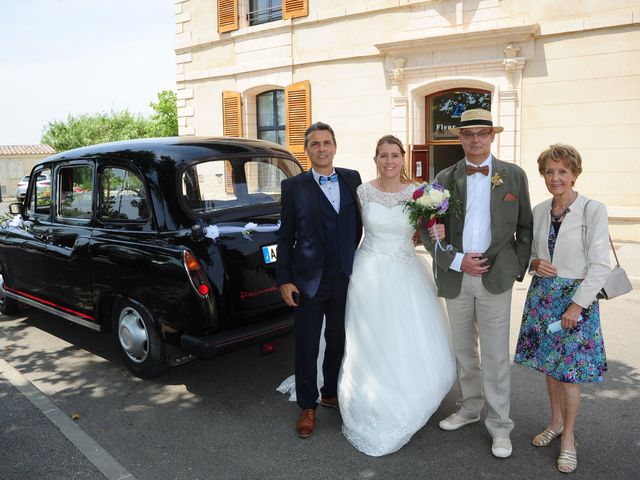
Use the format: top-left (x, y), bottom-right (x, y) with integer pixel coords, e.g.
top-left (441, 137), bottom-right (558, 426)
top-left (582, 199), bottom-right (620, 267)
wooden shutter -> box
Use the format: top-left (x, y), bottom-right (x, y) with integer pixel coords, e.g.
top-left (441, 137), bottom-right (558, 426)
top-left (222, 91), bottom-right (243, 137)
top-left (285, 81), bottom-right (311, 170)
top-left (283, 0), bottom-right (308, 20)
top-left (222, 91), bottom-right (242, 193)
top-left (218, 0), bottom-right (238, 33)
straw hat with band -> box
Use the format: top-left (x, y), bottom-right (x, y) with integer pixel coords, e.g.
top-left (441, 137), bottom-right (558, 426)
top-left (450, 109), bottom-right (504, 135)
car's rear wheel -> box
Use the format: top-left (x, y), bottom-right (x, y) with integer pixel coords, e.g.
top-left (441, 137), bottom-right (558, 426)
top-left (113, 299), bottom-right (168, 378)
top-left (0, 274), bottom-right (19, 315)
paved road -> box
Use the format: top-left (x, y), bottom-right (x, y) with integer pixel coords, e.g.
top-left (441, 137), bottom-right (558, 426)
top-left (1, 197), bottom-right (639, 478)
top-left (1, 261), bottom-right (639, 480)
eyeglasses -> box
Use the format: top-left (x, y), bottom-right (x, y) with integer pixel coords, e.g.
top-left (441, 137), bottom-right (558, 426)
top-left (460, 130), bottom-right (493, 139)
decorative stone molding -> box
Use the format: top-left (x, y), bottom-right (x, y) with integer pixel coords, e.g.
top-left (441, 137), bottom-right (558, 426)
top-left (499, 89), bottom-right (518, 102)
top-left (392, 95), bottom-right (408, 108)
top-left (391, 57), bottom-right (407, 83)
top-left (502, 44), bottom-right (522, 88)
top-left (390, 56), bottom-right (407, 99)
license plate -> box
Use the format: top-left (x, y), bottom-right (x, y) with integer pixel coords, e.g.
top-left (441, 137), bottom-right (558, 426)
top-left (262, 244), bottom-right (277, 264)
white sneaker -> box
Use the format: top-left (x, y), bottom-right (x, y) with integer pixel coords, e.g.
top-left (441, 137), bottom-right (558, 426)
top-left (492, 437), bottom-right (512, 458)
top-left (438, 412), bottom-right (481, 431)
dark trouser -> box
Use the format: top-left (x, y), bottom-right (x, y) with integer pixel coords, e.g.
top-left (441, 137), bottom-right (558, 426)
top-left (294, 273), bottom-right (349, 410)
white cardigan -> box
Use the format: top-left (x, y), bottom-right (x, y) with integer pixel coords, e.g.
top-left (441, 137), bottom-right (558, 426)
top-left (531, 194), bottom-right (610, 308)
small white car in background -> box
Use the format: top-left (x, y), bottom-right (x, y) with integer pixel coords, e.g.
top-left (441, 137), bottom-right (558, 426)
top-left (15, 175), bottom-right (30, 201)
top-left (16, 172), bottom-right (51, 201)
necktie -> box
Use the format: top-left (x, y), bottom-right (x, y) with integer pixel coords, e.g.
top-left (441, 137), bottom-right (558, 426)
top-left (466, 165), bottom-right (489, 176)
top-left (318, 172), bottom-right (338, 185)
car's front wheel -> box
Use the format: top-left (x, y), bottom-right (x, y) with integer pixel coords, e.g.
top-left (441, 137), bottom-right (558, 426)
top-left (113, 299), bottom-right (168, 378)
top-left (0, 274), bottom-right (19, 315)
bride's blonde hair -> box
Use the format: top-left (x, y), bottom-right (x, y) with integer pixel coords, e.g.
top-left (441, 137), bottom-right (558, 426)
top-left (374, 135), bottom-right (413, 184)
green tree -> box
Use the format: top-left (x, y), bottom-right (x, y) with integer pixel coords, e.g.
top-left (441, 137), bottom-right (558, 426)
top-left (149, 90), bottom-right (178, 137)
top-left (41, 90), bottom-right (178, 151)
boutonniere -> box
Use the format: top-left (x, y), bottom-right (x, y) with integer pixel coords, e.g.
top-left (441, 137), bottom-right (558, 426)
top-left (491, 172), bottom-right (504, 189)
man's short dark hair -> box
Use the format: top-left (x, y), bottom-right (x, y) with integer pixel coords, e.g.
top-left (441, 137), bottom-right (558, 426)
top-left (304, 122), bottom-right (337, 148)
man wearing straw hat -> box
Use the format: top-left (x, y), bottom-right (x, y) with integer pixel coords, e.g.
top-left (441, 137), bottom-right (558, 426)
top-left (420, 108), bottom-right (532, 458)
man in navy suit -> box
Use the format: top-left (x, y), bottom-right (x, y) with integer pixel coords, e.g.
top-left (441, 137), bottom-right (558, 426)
top-left (277, 122), bottom-right (362, 438)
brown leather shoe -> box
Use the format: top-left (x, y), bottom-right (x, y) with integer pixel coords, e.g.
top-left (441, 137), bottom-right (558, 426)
top-left (296, 409), bottom-right (316, 438)
top-left (320, 396), bottom-right (339, 411)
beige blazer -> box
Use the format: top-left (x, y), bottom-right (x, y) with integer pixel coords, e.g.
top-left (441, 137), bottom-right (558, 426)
top-left (531, 194), bottom-right (610, 308)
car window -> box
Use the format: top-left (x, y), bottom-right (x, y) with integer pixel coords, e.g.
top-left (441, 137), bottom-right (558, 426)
top-left (99, 167), bottom-right (149, 221)
top-left (58, 165), bottom-right (93, 220)
top-left (25, 168), bottom-right (52, 217)
top-left (181, 156), bottom-right (301, 213)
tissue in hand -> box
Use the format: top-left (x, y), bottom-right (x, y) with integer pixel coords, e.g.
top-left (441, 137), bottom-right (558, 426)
top-left (547, 315), bottom-right (583, 333)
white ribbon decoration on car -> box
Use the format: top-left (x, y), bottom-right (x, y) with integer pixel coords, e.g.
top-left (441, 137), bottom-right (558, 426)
top-left (204, 221), bottom-right (280, 241)
top-left (7, 214), bottom-right (23, 229)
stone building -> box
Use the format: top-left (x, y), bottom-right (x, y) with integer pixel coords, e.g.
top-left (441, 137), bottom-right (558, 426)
top-left (174, 0), bottom-right (640, 239)
top-left (0, 145), bottom-right (55, 202)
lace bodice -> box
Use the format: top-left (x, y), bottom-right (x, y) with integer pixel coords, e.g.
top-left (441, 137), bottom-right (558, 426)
top-left (356, 182), bottom-right (417, 264)
top-left (357, 182), bottom-right (414, 209)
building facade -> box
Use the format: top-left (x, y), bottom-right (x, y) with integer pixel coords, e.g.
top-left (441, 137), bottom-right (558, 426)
top-left (0, 145), bottom-right (55, 201)
top-left (174, 0), bottom-right (640, 239)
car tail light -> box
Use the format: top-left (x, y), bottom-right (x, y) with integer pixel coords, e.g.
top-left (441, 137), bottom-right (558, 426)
top-left (183, 250), bottom-right (211, 298)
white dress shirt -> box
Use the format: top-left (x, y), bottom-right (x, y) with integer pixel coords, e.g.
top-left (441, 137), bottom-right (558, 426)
top-left (450, 154), bottom-right (493, 272)
top-left (312, 168), bottom-right (340, 213)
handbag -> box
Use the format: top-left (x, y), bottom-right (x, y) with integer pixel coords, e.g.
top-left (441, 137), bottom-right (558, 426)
top-left (583, 201), bottom-right (633, 300)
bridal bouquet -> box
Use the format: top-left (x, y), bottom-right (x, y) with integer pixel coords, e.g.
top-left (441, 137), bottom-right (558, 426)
top-left (404, 181), bottom-right (460, 229)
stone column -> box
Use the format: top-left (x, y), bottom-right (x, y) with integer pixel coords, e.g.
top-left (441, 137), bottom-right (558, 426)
top-left (499, 45), bottom-right (524, 165)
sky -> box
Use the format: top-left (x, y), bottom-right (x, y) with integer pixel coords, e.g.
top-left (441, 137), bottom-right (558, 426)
top-left (0, 0), bottom-right (176, 145)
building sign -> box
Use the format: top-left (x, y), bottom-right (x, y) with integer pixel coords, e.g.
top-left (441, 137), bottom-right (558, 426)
top-left (429, 91), bottom-right (491, 140)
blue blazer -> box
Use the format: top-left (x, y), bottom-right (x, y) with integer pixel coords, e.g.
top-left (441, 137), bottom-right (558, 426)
top-left (276, 167), bottom-right (363, 298)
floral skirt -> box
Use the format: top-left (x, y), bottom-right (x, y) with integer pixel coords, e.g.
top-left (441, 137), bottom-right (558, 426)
top-left (514, 276), bottom-right (607, 383)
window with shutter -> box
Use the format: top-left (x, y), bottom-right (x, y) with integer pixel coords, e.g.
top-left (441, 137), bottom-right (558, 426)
top-left (285, 81), bottom-right (311, 170)
top-left (248, 0), bottom-right (283, 26)
top-left (283, 0), bottom-right (308, 20)
top-left (257, 90), bottom-right (285, 145)
top-left (218, 0), bottom-right (239, 33)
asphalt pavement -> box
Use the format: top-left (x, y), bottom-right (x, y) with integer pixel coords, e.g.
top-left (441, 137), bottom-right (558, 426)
top-left (1, 199), bottom-right (639, 480)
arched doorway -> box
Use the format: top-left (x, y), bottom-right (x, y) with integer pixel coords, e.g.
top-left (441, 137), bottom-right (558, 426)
top-left (412, 88), bottom-right (491, 181)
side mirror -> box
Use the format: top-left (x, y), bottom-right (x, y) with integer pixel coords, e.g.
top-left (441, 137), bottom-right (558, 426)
top-left (9, 203), bottom-right (22, 215)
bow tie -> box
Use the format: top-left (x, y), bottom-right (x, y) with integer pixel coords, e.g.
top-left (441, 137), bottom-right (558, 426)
top-left (466, 165), bottom-right (489, 176)
top-left (318, 172), bottom-right (338, 185)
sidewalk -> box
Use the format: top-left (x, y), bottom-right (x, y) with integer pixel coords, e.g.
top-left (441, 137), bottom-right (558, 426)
top-left (0, 360), bottom-right (136, 480)
top-left (613, 242), bottom-right (640, 288)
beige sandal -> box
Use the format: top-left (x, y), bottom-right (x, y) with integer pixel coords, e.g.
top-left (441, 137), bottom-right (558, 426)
top-left (532, 426), bottom-right (563, 447)
top-left (557, 447), bottom-right (578, 474)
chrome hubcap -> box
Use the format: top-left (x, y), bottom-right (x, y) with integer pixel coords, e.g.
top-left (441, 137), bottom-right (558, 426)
top-left (118, 307), bottom-right (149, 363)
top-left (0, 275), bottom-right (7, 305)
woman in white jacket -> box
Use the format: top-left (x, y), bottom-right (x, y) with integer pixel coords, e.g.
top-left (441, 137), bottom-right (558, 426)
top-left (514, 144), bottom-right (610, 474)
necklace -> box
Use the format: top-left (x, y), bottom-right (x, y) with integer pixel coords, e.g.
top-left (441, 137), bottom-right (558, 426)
top-left (550, 192), bottom-right (577, 223)
top-left (550, 207), bottom-right (570, 223)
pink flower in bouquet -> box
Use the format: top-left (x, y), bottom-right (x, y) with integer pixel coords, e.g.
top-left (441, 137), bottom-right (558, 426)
top-left (404, 181), bottom-right (460, 229)
top-left (412, 186), bottom-right (425, 200)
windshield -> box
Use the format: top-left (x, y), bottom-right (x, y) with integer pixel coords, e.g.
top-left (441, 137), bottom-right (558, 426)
top-left (181, 156), bottom-right (302, 214)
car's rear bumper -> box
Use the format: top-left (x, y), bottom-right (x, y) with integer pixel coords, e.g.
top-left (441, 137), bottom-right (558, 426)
top-left (180, 312), bottom-right (293, 359)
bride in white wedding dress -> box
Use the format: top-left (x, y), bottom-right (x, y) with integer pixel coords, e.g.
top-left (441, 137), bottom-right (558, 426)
top-left (337, 135), bottom-right (456, 456)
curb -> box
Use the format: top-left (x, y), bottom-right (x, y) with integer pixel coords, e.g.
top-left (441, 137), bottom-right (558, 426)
top-left (0, 358), bottom-right (138, 480)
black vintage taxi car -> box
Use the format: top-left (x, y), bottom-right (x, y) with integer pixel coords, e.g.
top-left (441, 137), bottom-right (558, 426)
top-left (0, 137), bottom-right (302, 378)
